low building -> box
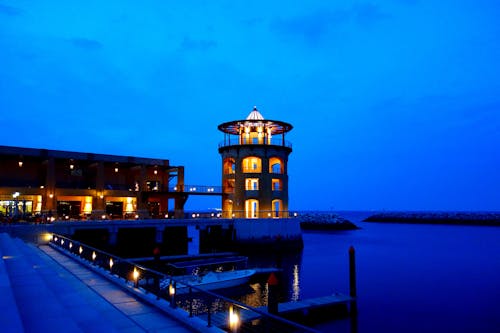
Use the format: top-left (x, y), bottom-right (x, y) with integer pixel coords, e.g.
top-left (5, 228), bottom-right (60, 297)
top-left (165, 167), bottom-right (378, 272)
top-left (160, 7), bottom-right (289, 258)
top-left (0, 145), bottom-right (187, 220)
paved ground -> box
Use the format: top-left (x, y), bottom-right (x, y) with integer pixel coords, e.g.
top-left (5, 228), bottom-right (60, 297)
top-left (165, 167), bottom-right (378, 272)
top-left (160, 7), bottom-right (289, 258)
top-left (0, 233), bottom-right (196, 332)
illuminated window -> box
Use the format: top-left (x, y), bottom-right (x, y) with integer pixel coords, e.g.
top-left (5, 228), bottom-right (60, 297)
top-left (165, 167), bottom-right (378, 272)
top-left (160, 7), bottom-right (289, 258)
top-left (272, 179), bottom-right (282, 191)
top-left (245, 199), bottom-right (259, 218)
top-left (223, 158), bottom-right (236, 174)
top-left (272, 199), bottom-right (283, 218)
top-left (245, 178), bottom-right (259, 190)
top-left (242, 157), bottom-right (261, 173)
top-left (223, 179), bottom-right (235, 193)
top-left (269, 157), bottom-right (283, 174)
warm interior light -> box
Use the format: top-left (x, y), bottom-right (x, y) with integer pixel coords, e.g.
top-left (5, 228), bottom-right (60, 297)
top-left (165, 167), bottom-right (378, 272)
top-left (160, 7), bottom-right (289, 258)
top-left (83, 196), bottom-right (92, 213)
top-left (154, 169), bottom-right (158, 175)
top-left (114, 167), bottom-right (119, 173)
top-left (49, 193), bottom-right (54, 199)
top-left (229, 306), bottom-right (240, 330)
top-left (70, 164), bottom-right (74, 170)
top-left (133, 268), bottom-right (139, 281)
top-left (101, 214), bottom-right (106, 220)
top-left (18, 161), bottom-right (23, 167)
top-left (169, 283), bottom-right (175, 296)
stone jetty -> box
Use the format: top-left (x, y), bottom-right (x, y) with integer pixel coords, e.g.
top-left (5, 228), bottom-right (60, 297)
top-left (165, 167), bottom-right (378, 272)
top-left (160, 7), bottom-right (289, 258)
top-left (297, 212), bottom-right (359, 230)
top-left (363, 211), bottom-right (500, 226)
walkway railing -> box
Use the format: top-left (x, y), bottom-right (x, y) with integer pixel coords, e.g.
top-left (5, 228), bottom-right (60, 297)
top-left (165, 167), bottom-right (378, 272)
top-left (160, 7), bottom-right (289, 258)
top-left (49, 234), bottom-right (318, 333)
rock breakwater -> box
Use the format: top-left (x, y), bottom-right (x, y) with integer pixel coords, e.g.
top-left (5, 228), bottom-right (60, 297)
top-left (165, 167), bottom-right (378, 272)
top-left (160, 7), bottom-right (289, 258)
top-left (297, 212), bottom-right (359, 230)
top-left (364, 212), bottom-right (500, 226)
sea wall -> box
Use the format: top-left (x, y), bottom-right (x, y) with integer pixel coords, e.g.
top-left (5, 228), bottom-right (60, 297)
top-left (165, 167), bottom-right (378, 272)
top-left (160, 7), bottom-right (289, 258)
top-left (364, 212), bottom-right (500, 226)
top-left (233, 218), bottom-right (303, 249)
top-left (297, 212), bottom-right (359, 230)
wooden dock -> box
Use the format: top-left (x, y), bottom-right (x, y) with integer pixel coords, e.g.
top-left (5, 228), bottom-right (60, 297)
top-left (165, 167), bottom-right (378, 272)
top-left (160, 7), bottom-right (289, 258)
top-left (197, 293), bottom-right (354, 328)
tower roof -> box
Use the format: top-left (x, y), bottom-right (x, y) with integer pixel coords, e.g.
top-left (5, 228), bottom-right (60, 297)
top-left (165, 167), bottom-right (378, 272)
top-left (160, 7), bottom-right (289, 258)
top-left (218, 106), bottom-right (293, 135)
top-left (246, 106), bottom-right (264, 120)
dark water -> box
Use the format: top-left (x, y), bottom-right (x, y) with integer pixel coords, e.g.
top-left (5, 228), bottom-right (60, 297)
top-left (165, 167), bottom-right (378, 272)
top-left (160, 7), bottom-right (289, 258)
top-left (247, 211), bottom-right (500, 333)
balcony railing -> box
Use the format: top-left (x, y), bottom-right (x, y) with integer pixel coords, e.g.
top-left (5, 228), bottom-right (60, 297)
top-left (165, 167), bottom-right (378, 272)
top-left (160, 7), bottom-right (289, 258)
top-left (219, 138), bottom-right (292, 149)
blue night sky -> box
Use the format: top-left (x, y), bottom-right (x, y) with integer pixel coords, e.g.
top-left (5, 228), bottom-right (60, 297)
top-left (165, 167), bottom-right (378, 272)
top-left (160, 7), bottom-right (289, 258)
top-left (1, 1), bottom-right (499, 211)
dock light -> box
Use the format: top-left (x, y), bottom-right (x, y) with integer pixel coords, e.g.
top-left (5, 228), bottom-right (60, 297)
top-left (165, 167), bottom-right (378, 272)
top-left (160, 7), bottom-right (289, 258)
top-left (50, 217), bottom-right (55, 222)
top-left (133, 268), bottom-right (140, 287)
top-left (65, 215), bottom-right (69, 220)
top-left (211, 213), bottom-right (214, 217)
top-left (134, 214), bottom-right (139, 219)
top-left (18, 161), bottom-right (23, 167)
top-left (169, 282), bottom-right (175, 297)
top-left (192, 213), bottom-right (196, 218)
top-left (165, 213), bottom-right (168, 218)
top-left (294, 212), bottom-right (298, 217)
top-left (101, 215), bottom-right (106, 220)
top-left (92, 251), bottom-right (97, 261)
top-left (268, 213), bottom-right (271, 217)
top-left (109, 258), bottom-right (114, 270)
top-left (79, 246), bottom-right (83, 254)
top-left (228, 305), bottom-right (240, 331)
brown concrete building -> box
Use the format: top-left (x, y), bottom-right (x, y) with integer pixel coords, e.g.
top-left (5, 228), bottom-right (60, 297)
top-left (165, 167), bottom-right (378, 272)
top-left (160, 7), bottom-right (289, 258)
top-left (218, 107), bottom-right (293, 218)
top-left (0, 145), bottom-right (187, 220)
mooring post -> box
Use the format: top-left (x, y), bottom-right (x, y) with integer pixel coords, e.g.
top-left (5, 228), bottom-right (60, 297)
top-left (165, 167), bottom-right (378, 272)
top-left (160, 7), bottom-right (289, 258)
top-left (267, 272), bottom-right (279, 315)
top-left (349, 245), bottom-right (358, 315)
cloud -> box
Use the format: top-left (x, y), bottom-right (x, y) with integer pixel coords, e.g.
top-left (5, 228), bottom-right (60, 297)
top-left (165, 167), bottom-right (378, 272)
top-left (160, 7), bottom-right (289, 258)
top-left (70, 38), bottom-right (103, 50)
top-left (181, 37), bottom-right (217, 51)
top-left (270, 3), bottom-right (389, 45)
top-left (270, 9), bottom-right (349, 45)
top-left (0, 4), bottom-right (21, 16)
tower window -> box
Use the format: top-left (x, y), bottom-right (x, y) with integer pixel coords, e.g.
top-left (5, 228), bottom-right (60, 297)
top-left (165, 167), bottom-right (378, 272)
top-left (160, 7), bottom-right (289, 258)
top-left (272, 179), bottom-right (282, 191)
top-left (245, 178), bottom-right (259, 190)
top-left (269, 157), bottom-right (283, 174)
top-left (242, 157), bottom-right (261, 173)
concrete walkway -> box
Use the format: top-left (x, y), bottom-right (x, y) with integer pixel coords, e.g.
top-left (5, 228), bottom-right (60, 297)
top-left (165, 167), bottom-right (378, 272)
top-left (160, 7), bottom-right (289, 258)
top-left (0, 233), bottom-right (198, 332)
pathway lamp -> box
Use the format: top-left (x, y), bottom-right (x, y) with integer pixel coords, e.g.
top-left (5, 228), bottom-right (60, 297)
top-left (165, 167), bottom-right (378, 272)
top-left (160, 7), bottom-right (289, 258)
top-left (69, 242), bottom-right (73, 250)
top-left (133, 268), bottom-right (140, 287)
top-left (92, 251), bottom-right (97, 261)
top-left (109, 258), bottom-right (114, 271)
top-left (79, 246), bottom-right (83, 255)
top-left (169, 281), bottom-right (176, 307)
top-left (228, 305), bottom-right (240, 332)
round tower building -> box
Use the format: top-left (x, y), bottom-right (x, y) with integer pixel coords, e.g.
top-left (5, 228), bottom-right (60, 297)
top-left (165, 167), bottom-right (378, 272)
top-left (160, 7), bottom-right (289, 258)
top-left (218, 107), bottom-right (293, 218)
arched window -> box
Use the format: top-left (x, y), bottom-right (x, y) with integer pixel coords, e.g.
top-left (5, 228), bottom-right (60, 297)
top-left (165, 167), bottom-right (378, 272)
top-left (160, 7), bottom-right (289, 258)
top-left (272, 179), bottom-right (282, 191)
top-left (272, 199), bottom-right (283, 218)
top-left (242, 157), bottom-right (262, 173)
top-left (223, 199), bottom-right (233, 218)
top-left (269, 157), bottom-right (283, 174)
top-left (223, 158), bottom-right (235, 174)
top-left (245, 199), bottom-right (259, 218)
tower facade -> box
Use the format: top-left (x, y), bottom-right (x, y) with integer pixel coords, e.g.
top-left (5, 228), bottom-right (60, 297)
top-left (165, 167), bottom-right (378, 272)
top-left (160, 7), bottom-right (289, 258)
top-left (218, 107), bottom-right (293, 218)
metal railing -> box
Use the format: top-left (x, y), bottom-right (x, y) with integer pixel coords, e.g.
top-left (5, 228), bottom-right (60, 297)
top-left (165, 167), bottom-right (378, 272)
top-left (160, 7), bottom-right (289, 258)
top-left (219, 138), bottom-right (292, 149)
top-left (49, 234), bottom-right (318, 332)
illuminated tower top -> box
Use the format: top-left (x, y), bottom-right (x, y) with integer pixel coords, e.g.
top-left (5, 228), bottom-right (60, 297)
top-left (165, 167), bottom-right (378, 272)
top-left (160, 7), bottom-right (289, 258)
top-left (218, 106), bottom-right (293, 147)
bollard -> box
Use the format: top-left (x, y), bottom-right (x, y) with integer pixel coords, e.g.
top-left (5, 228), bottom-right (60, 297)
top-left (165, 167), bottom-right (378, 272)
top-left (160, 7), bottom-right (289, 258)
top-left (267, 272), bottom-right (279, 315)
top-left (349, 246), bottom-right (358, 315)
